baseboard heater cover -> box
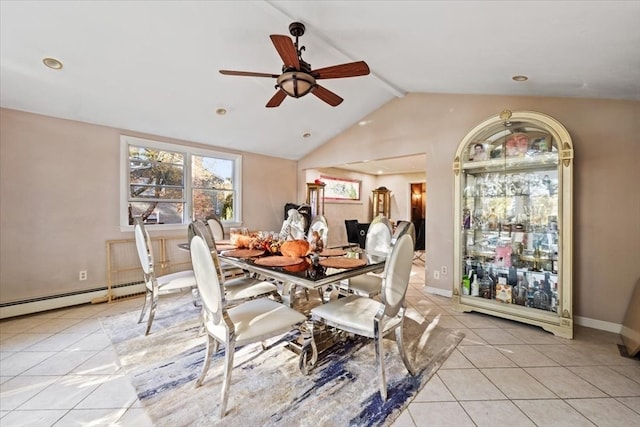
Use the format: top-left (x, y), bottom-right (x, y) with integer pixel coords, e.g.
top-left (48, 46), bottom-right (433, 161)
top-left (0, 282), bottom-right (145, 320)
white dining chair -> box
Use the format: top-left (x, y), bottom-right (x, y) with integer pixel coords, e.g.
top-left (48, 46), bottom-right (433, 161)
top-left (310, 232), bottom-right (416, 401)
top-left (134, 217), bottom-right (198, 336)
top-left (190, 235), bottom-right (307, 418)
top-left (340, 215), bottom-right (393, 298)
top-left (205, 213), bottom-right (225, 241)
top-left (188, 220), bottom-right (281, 304)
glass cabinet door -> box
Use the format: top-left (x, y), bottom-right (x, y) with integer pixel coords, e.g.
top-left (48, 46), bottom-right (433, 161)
top-left (453, 110), bottom-right (574, 338)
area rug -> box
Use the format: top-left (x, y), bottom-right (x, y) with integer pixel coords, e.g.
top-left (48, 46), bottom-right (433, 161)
top-left (101, 292), bottom-right (464, 427)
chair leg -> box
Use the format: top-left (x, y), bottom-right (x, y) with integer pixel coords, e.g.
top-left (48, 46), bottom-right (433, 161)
top-left (374, 323), bottom-right (387, 401)
top-left (395, 320), bottom-right (415, 376)
top-left (195, 334), bottom-right (215, 387)
top-left (137, 289), bottom-right (150, 323)
top-left (144, 286), bottom-right (158, 336)
top-left (219, 339), bottom-right (236, 418)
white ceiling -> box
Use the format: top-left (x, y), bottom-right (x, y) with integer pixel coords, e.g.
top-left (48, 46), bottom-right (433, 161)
top-left (2, 1), bottom-right (639, 163)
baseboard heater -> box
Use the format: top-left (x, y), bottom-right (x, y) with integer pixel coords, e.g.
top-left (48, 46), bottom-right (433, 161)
top-left (0, 282), bottom-right (145, 320)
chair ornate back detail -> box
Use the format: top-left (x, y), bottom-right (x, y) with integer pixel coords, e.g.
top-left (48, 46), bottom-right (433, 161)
top-left (310, 233), bottom-right (416, 401)
top-left (188, 220), bottom-right (280, 304)
top-left (190, 235), bottom-right (307, 418)
top-left (205, 213), bottom-right (225, 241)
top-left (133, 217), bottom-right (197, 335)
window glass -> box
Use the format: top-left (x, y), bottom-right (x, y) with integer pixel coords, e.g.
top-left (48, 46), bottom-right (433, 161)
top-left (121, 136), bottom-right (241, 228)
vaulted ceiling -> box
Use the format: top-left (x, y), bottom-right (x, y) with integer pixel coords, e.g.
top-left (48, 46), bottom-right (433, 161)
top-left (2, 1), bottom-right (638, 162)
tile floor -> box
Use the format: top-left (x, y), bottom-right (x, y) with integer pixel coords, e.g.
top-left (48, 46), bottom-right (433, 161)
top-left (1, 260), bottom-right (639, 426)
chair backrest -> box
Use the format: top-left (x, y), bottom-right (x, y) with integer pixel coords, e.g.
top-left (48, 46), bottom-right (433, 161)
top-left (133, 217), bottom-right (154, 277)
top-left (344, 219), bottom-right (360, 246)
top-left (392, 221), bottom-right (416, 246)
top-left (206, 214), bottom-right (225, 241)
top-left (189, 220), bottom-right (217, 251)
top-left (307, 215), bottom-right (329, 247)
top-left (190, 235), bottom-right (224, 324)
top-left (189, 220), bottom-right (226, 283)
top-left (365, 215), bottom-right (393, 262)
top-left (381, 233), bottom-right (414, 317)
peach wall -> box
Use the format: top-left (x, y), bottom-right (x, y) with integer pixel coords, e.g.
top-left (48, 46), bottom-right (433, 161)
top-left (0, 108), bottom-right (297, 303)
top-left (299, 93), bottom-right (640, 325)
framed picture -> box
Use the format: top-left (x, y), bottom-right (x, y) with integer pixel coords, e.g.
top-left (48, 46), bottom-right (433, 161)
top-left (320, 175), bottom-right (361, 201)
top-left (467, 142), bottom-right (489, 161)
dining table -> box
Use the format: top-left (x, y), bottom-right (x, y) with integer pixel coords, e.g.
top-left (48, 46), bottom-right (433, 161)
top-left (181, 239), bottom-right (387, 374)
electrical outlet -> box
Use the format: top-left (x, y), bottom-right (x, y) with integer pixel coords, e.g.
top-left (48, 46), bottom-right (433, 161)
top-left (441, 266), bottom-right (448, 275)
top-left (433, 270), bottom-right (440, 280)
top-left (79, 270), bottom-right (87, 281)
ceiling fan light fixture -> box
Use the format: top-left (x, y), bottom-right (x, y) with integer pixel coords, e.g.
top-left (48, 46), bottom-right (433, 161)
top-left (277, 71), bottom-right (316, 98)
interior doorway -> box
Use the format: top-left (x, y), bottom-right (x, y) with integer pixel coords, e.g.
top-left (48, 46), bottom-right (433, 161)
top-left (410, 182), bottom-right (426, 256)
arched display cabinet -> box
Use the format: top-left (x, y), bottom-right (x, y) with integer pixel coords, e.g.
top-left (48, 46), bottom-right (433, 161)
top-left (372, 186), bottom-right (391, 218)
top-left (452, 110), bottom-right (574, 338)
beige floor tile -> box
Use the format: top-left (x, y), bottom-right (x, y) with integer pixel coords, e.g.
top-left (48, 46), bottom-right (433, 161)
top-left (481, 367), bottom-right (556, 399)
top-left (456, 313), bottom-right (500, 329)
top-left (389, 409), bottom-right (417, 427)
top-left (23, 333), bottom-right (88, 352)
top-left (414, 375), bottom-right (456, 401)
top-left (514, 399), bottom-right (594, 426)
top-left (461, 400), bottom-right (536, 427)
top-left (568, 366), bottom-right (640, 396)
top-left (16, 375), bottom-right (104, 410)
top-left (70, 349), bottom-right (121, 376)
top-left (56, 318), bottom-right (103, 334)
top-left (504, 327), bottom-right (565, 345)
top-left (616, 396), bottom-right (640, 414)
top-left (22, 350), bottom-right (98, 376)
top-left (567, 397), bottom-right (640, 427)
top-left (450, 329), bottom-right (488, 346)
top-left (52, 408), bottom-right (126, 426)
top-left (0, 317), bottom-right (47, 334)
top-left (116, 407), bottom-right (155, 427)
top-left (538, 344), bottom-right (603, 366)
top-left (20, 318), bottom-right (84, 334)
top-left (0, 333), bottom-right (53, 352)
top-left (75, 374), bottom-right (138, 409)
top-left (440, 349), bottom-right (474, 369)
top-left (1, 351), bottom-right (56, 376)
top-left (0, 375), bottom-right (60, 411)
top-left (609, 365), bottom-right (640, 383)
top-left (407, 401), bottom-right (475, 426)
top-left (497, 344), bottom-right (560, 367)
top-left (458, 344), bottom-right (518, 368)
top-left (525, 366), bottom-right (607, 398)
top-left (0, 409), bottom-right (67, 426)
top-left (438, 369), bottom-right (506, 400)
top-left (64, 332), bottom-right (111, 352)
top-left (473, 328), bottom-right (525, 345)
top-left (431, 315), bottom-right (467, 330)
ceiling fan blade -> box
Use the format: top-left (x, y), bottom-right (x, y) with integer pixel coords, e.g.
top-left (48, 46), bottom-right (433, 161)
top-left (312, 84), bottom-right (343, 107)
top-left (266, 89), bottom-right (287, 108)
top-left (220, 70), bottom-right (279, 78)
top-left (312, 61), bottom-right (370, 79)
top-left (270, 35), bottom-right (300, 70)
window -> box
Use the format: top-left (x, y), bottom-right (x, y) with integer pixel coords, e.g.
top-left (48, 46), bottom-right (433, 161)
top-left (120, 136), bottom-right (242, 230)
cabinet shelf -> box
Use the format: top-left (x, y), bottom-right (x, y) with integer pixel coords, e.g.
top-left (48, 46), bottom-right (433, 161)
top-left (453, 110), bottom-right (573, 338)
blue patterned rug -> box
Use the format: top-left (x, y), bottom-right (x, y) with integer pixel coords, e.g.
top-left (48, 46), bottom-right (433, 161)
top-left (101, 292), bottom-right (464, 427)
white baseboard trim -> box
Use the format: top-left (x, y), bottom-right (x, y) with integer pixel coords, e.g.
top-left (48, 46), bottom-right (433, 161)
top-left (0, 283), bottom-right (145, 320)
top-left (574, 315), bottom-right (623, 334)
top-left (424, 286), bottom-right (453, 299)
top-left (422, 287), bottom-right (623, 335)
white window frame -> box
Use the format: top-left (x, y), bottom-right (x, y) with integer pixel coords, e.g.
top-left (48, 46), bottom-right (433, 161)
top-left (120, 135), bottom-right (243, 232)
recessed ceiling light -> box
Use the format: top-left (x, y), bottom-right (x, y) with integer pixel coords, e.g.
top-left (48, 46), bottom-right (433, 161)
top-left (302, 131), bottom-right (311, 138)
top-left (215, 108), bottom-right (227, 115)
top-left (512, 75), bottom-right (528, 82)
top-left (42, 57), bottom-right (63, 70)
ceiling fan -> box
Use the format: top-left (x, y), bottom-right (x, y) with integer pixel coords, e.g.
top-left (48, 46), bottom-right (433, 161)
top-left (219, 22), bottom-right (370, 108)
